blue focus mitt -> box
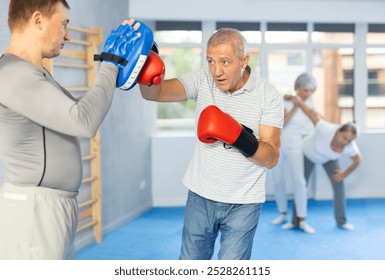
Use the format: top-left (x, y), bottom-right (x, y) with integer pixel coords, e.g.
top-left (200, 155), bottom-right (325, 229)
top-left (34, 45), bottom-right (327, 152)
top-left (94, 20), bottom-right (154, 90)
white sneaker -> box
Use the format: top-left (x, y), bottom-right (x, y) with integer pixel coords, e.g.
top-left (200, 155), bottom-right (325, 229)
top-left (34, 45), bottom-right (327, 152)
top-left (282, 222), bottom-right (295, 230)
top-left (272, 214), bottom-right (287, 225)
top-left (340, 223), bottom-right (354, 231)
top-left (299, 221), bottom-right (315, 234)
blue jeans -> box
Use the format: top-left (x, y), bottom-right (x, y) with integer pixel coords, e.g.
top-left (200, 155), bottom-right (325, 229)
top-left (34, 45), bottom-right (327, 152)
top-left (179, 191), bottom-right (263, 260)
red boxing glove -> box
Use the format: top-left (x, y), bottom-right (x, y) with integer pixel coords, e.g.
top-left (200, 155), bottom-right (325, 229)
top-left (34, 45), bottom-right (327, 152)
top-left (198, 105), bottom-right (259, 157)
top-left (137, 50), bottom-right (165, 86)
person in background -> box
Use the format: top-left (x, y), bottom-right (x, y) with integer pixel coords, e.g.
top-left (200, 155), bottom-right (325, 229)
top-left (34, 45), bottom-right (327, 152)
top-left (139, 27), bottom-right (283, 259)
top-left (288, 95), bottom-right (361, 231)
top-left (269, 73), bottom-right (318, 234)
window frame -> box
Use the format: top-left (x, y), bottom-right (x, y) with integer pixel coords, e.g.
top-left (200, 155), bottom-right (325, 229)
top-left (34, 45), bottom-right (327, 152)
top-left (153, 20), bottom-right (382, 132)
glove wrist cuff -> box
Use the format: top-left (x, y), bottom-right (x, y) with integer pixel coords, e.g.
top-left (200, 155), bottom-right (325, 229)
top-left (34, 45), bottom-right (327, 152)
top-left (233, 125), bottom-right (259, 157)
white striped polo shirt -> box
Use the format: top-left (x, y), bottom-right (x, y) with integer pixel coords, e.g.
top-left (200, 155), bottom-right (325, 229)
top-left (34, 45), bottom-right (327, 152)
top-left (178, 68), bottom-right (284, 204)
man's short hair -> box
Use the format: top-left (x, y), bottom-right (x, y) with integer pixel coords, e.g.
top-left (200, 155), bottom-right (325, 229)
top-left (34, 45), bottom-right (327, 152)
top-left (207, 28), bottom-right (247, 60)
top-left (8, 0), bottom-right (70, 32)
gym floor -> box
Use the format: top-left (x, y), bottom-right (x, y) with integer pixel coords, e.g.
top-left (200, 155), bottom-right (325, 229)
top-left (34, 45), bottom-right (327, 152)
top-left (75, 198), bottom-right (385, 260)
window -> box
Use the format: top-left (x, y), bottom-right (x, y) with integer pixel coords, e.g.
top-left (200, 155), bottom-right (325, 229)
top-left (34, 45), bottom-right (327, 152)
top-left (154, 21), bottom-right (203, 128)
top-left (248, 48), bottom-right (261, 76)
top-left (157, 47), bottom-right (202, 120)
top-left (268, 50), bottom-right (306, 95)
top-left (154, 21), bottom-right (262, 127)
top-left (367, 24), bottom-right (385, 44)
top-left (366, 24), bottom-right (385, 129)
top-left (217, 22), bottom-right (261, 43)
top-left (313, 48), bottom-right (354, 124)
top-left (309, 23), bottom-right (355, 124)
top-left (154, 21), bottom-right (202, 43)
top-left (266, 23), bottom-right (308, 44)
top-left (265, 23), bottom-right (307, 96)
top-left (154, 20), bottom-right (383, 131)
top-left (312, 23), bottom-right (355, 44)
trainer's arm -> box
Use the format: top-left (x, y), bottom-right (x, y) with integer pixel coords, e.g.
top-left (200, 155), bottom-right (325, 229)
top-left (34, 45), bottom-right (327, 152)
top-left (139, 79), bottom-right (187, 102)
top-left (250, 125), bottom-right (281, 169)
top-left (2, 62), bottom-right (118, 138)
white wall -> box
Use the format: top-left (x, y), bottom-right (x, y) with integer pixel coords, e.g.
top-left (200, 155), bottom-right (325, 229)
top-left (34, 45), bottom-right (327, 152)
top-left (151, 132), bottom-right (385, 206)
top-left (151, 131), bottom-right (194, 206)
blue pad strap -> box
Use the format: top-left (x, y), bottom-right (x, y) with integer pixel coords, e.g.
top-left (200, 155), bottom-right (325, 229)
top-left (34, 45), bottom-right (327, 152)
top-left (94, 52), bottom-right (128, 66)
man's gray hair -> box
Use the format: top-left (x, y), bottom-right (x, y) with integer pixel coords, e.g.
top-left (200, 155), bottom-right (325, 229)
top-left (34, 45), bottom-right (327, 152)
top-left (207, 28), bottom-right (247, 60)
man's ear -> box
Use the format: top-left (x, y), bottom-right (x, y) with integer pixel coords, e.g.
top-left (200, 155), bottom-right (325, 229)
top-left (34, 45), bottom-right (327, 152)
top-left (31, 11), bottom-right (43, 29)
top-left (242, 54), bottom-right (250, 69)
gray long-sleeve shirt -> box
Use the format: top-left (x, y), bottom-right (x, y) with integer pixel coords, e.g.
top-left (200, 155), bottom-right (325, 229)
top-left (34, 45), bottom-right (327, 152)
top-left (0, 54), bottom-right (118, 192)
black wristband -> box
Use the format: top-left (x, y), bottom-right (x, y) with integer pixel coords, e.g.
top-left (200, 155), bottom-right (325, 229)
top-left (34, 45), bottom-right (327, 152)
top-left (232, 125), bottom-right (259, 157)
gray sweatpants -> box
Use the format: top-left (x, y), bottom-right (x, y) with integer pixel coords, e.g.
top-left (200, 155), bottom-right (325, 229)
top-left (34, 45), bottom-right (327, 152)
top-left (291, 156), bottom-right (347, 227)
top-left (0, 182), bottom-right (78, 259)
